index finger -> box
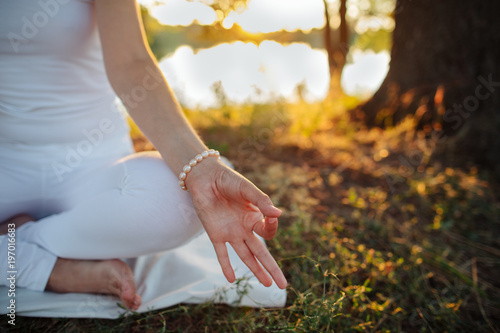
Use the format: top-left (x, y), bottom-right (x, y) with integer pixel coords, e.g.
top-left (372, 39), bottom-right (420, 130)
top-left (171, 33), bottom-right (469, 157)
top-left (237, 181), bottom-right (282, 218)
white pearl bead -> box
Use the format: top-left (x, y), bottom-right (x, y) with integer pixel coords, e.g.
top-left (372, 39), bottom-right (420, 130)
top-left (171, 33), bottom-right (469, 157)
top-left (179, 150), bottom-right (223, 191)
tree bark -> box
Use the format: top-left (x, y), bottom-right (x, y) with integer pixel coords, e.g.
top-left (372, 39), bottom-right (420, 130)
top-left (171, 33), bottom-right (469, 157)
top-left (323, 0), bottom-right (348, 94)
top-left (339, 0), bottom-right (348, 53)
top-left (323, 0), bottom-right (335, 79)
top-left (355, 0), bottom-right (500, 173)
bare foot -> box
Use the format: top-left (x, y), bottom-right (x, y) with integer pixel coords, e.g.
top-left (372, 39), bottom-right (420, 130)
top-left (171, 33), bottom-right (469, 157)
top-left (46, 258), bottom-right (141, 310)
top-left (0, 214), bottom-right (34, 235)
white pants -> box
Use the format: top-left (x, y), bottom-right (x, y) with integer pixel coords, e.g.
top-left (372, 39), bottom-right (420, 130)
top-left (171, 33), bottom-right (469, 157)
top-left (0, 139), bottom-right (204, 291)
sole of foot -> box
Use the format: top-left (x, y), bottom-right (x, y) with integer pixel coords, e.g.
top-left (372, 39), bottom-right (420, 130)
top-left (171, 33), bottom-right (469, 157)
top-left (46, 258), bottom-right (141, 310)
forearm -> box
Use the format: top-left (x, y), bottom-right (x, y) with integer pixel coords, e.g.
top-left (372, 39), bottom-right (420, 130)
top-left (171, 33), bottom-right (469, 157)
top-left (107, 58), bottom-right (208, 175)
top-left (94, 0), bottom-right (286, 289)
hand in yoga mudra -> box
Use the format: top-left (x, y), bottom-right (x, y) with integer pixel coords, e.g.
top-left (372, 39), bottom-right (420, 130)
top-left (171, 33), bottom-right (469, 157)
top-left (95, 0), bottom-right (287, 290)
top-left (186, 158), bottom-right (287, 289)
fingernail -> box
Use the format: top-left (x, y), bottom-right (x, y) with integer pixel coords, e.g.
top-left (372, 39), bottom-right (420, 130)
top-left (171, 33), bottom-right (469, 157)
top-left (268, 217), bottom-right (277, 224)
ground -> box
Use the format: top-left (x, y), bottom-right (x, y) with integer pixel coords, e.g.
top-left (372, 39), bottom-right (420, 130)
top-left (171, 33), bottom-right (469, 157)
top-left (3, 98), bottom-right (499, 332)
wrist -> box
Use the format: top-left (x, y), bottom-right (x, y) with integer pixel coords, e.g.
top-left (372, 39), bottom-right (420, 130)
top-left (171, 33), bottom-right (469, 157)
top-left (178, 149), bottom-right (222, 191)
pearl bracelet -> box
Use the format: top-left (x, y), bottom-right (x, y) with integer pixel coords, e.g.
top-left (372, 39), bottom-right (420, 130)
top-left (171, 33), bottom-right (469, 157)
top-left (178, 149), bottom-right (220, 191)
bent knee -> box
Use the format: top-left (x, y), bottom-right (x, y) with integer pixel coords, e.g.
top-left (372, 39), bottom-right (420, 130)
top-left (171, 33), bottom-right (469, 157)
top-left (150, 197), bottom-right (205, 247)
top-left (115, 152), bottom-right (205, 249)
top-left (131, 201), bottom-right (204, 253)
top-left (117, 151), bottom-right (177, 194)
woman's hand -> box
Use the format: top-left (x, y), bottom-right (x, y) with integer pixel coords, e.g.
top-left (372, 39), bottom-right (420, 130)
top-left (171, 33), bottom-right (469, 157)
top-left (186, 158), bottom-right (287, 289)
top-left (95, 0), bottom-right (285, 288)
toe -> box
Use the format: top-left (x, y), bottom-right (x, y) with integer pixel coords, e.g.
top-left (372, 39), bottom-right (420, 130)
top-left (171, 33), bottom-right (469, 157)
top-left (133, 294), bottom-right (142, 310)
top-left (120, 283), bottom-right (136, 309)
top-left (115, 261), bottom-right (139, 309)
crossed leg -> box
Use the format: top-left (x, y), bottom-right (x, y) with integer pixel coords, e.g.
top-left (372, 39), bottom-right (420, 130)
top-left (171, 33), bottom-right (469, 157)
top-left (0, 151), bottom-right (205, 309)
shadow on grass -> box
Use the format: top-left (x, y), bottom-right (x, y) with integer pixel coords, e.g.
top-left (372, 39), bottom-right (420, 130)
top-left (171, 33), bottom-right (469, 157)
top-left (6, 100), bottom-right (500, 332)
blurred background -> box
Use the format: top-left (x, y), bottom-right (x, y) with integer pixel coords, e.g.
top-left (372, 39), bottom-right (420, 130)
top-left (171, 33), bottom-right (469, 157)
top-left (7, 1), bottom-right (500, 331)
top-left (138, 0), bottom-right (394, 108)
top-left (67, 1), bottom-right (500, 331)
top-left (127, 2), bottom-right (500, 331)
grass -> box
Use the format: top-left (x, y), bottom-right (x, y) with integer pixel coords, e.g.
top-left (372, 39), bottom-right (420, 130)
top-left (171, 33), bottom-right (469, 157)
top-left (3, 97), bottom-right (499, 332)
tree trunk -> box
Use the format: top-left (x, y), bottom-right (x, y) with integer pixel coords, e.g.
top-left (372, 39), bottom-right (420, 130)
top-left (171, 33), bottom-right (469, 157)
top-left (324, 0), bottom-right (348, 95)
top-left (355, 0), bottom-right (500, 174)
top-left (323, 0), bottom-right (335, 79)
top-left (338, 0), bottom-right (348, 54)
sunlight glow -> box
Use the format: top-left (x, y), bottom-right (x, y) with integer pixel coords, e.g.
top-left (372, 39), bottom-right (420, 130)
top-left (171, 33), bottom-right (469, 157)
top-left (231, 0), bottom-right (326, 33)
top-left (341, 50), bottom-right (390, 97)
top-left (222, 11), bottom-right (237, 29)
top-left (159, 41), bottom-right (329, 108)
top-left (141, 0), bottom-right (326, 32)
top-left (150, 0), bottom-right (216, 26)
top-left (138, 0), bottom-right (394, 104)
top-left (355, 16), bottom-right (394, 34)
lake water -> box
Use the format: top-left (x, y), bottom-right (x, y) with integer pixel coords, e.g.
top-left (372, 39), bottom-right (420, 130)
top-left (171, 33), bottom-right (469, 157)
top-left (158, 40), bottom-right (390, 109)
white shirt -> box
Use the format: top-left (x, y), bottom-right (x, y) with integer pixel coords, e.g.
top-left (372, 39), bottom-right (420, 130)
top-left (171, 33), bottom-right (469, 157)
top-left (0, 0), bottom-right (130, 146)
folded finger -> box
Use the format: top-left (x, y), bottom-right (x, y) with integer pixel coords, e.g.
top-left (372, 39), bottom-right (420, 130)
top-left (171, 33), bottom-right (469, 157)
top-left (253, 216), bottom-right (278, 240)
top-left (238, 181), bottom-right (282, 218)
